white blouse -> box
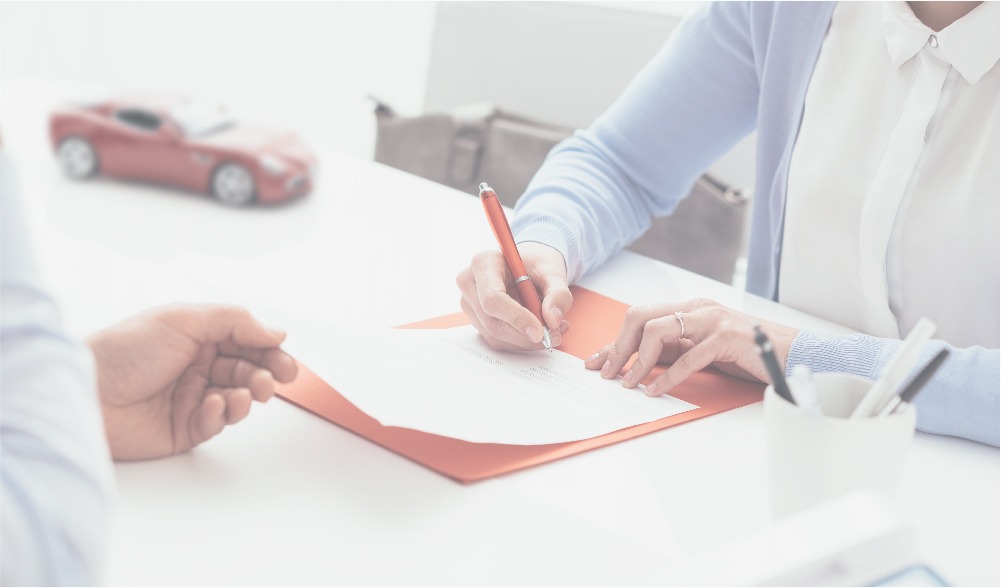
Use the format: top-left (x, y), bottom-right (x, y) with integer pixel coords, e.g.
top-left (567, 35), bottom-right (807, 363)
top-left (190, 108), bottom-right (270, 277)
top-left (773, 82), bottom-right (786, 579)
top-left (780, 1), bottom-right (1000, 349)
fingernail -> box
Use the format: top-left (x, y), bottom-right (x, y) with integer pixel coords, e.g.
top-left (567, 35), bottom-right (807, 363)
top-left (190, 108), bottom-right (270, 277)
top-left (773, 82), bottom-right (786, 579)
top-left (601, 360), bottom-right (611, 377)
top-left (553, 307), bottom-right (564, 323)
top-left (525, 326), bottom-right (538, 340)
top-left (645, 383), bottom-right (658, 397)
top-left (622, 370), bottom-right (633, 386)
top-left (586, 353), bottom-right (599, 364)
top-left (560, 320), bottom-right (570, 334)
top-left (551, 335), bottom-right (562, 347)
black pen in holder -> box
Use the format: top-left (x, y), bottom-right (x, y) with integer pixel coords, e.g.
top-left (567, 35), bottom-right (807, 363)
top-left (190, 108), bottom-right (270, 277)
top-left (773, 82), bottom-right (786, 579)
top-left (753, 324), bottom-right (796, 405)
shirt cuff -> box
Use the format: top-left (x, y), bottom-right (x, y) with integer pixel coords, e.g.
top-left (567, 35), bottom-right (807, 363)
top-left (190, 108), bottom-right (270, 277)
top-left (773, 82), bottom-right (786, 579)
top-left (784, 329), bottom-right (893, 380)
top-left (512, 215), bottom-right (580, 283)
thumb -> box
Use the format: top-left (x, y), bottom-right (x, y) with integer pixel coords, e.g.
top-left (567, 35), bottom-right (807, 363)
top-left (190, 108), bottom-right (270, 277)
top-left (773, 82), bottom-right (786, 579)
top-left (538, 272), bottom-right (573, 334)
top-left (172, 304), bottom-right (287, 349)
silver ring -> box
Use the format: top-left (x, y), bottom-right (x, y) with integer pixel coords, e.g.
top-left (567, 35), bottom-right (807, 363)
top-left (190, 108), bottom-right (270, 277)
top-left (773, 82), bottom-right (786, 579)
top-left (515, 275), bottom-right (531, 284)
top-left (675, 311), bottom-right (684, 338)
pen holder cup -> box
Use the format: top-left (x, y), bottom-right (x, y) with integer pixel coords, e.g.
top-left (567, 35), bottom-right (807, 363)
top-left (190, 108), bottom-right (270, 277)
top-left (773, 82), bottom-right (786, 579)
top-left (764, 373), bottom-right (916, 519)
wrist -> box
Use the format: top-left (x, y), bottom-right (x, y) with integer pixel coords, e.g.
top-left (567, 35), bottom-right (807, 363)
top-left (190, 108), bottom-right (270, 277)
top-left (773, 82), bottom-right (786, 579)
top-left (784, 330), bottom-right (883, 379)
top-left (517, 241), bottom-right (568, 281)
top-left (775, 329), bottom-right (800, 374)
top-left (84, 333), bottom-right (113, 404)
top-left (512, 215), bottom-right (578, 283)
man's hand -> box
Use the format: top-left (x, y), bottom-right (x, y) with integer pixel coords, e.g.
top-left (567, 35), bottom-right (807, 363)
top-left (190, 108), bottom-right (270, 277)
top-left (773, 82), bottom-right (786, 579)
top-left (584, 299), bottom-right (800, 396)
top-left (87, 304), bottom-right (298, 461)
top-left (456, 242), bottom-right (573, 351)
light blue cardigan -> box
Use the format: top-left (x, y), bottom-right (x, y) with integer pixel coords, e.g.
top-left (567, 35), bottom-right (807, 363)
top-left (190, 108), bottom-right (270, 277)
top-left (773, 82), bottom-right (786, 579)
top-left (511, 1), bottom-right (1000, 446)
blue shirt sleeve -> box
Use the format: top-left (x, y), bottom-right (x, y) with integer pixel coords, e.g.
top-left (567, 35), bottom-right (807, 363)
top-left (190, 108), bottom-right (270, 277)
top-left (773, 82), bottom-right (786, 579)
top-left (512, 1), bottom-right (758, 282)
top-left (787, 331), bottom-right (1000, 447)
top-left (0, 151), bottom-right (116, 585)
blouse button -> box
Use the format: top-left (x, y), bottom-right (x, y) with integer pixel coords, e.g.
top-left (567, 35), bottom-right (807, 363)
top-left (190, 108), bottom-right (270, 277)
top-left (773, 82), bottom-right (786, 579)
top-left (928, 34), bottom-right (939, 48)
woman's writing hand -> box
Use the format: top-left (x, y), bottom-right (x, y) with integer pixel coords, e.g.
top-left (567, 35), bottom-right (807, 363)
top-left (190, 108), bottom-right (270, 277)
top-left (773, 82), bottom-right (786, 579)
top-left (456, 242), bottom-right (572, 351)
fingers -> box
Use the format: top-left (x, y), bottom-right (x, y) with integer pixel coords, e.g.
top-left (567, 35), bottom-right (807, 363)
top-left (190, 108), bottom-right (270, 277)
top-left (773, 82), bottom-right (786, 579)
top-left (659, 338), bottom-right (694, 364)
top-left (457, 245), bottom-right (573, 351)
top-left (475, 257), bottom-right (545, 342)
top-left (584, 300), bottom-right (722, 388)
top-left (165, 304), bottom-right (287, 349)
top-left (209, 357), bottom-right (278, 402)
top-left (219, 387), bottom-right (253, 424)
top-left (536, 273), bottom-right (573, 336)
top-left (584, 304), bottom-right (683, 378)
top-left (260, 348), bottom-right (298, 383)
top-left (215, 343), bottom-right (299, 384)
top-left (190, 392), bottom-right (226, 446)
top-left (460, 295), bottom-right (547, 351)
top-left (645, 337), bottom-right (721, 397)
top-left (457, 251), bottom-right (546, 350)
top-left (187, 384), bottom-right (256, 449)
top-left (621, 315), bottom-right (683, 387)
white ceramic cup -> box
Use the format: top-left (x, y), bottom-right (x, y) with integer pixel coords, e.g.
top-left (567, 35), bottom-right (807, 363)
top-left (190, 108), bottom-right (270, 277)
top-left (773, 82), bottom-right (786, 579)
top-left (764, 373), bottom-right (917, 519)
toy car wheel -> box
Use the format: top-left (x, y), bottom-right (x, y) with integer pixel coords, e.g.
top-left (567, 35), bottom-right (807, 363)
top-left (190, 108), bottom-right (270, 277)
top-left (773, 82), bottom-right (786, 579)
top-left (212, 163), bottom-right (256, 206)
top-left (57, 137), bottom-right (99, 179)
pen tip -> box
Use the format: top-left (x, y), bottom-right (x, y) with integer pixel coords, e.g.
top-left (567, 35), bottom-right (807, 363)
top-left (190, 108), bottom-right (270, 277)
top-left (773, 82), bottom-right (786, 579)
top-left (541, 327), bottom-right (552, 350)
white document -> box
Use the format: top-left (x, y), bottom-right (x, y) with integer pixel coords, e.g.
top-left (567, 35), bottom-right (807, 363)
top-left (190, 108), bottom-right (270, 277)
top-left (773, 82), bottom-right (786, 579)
top-left (282, 322), bottom-right (698, 445)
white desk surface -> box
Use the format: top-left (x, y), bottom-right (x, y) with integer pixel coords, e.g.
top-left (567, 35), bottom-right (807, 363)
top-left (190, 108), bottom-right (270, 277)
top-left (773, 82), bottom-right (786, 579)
top-left (4, 80), bottom-right (999, 586)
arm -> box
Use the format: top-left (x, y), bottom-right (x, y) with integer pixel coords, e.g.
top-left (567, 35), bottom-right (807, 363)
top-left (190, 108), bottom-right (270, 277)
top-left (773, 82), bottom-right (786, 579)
top-left (0, 149), bottom-right (299, 583)
top-left (512, 1), bottom-right (759, 283)
top-left (787, 332), bottom-right (1000, 447)
top-left (458, 2), bottom-right (762, 351)
top-left (584, 298), bottom-right (999, 448)
top-left (0, 152), bottom-right (115, 585)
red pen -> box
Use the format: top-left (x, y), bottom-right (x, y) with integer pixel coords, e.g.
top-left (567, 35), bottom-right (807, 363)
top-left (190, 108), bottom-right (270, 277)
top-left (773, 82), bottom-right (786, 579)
top-left (478, 182), bottom-right (551, 349)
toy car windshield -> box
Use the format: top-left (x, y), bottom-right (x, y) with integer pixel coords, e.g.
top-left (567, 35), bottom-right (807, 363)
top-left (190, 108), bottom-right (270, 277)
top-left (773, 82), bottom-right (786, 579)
top-left (171, 103), bottom-right (234, 138)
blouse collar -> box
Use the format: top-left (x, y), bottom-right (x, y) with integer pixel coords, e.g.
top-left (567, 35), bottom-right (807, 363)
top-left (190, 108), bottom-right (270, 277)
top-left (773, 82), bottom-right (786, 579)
top-left (883, 1), bottom-right (999, 84)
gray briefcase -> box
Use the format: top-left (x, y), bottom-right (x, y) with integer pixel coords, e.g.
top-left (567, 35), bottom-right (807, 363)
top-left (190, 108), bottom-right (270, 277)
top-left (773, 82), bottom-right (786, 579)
top-left (373, 99), bottom-right (749, 284)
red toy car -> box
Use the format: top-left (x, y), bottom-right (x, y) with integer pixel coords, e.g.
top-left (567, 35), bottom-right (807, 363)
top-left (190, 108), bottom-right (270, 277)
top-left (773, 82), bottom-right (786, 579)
top-left (49, 93), bottom-right (317, 206)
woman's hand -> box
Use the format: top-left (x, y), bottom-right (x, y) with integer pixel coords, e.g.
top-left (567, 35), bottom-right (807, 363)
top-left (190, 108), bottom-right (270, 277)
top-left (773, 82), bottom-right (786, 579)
top-left (456, 242), bottom-right (573, 351)
top-left (583, 298), bottom-right (799, 396)
top-left (87, 304), bottom-right (298, 461)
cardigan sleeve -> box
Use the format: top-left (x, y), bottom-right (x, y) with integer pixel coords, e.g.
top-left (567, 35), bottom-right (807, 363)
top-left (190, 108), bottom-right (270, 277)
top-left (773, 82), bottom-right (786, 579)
top-left (786, 331), bottom-right (1000, 447)
top-left (511, 1), bottom-right (759, 283)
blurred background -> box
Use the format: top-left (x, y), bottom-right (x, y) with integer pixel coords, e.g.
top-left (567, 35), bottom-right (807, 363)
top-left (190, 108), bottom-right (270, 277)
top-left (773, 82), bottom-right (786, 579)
top-left (2, 1), bottom-right (438, 159)
top-left (1, 1), bottom-right (756, 289)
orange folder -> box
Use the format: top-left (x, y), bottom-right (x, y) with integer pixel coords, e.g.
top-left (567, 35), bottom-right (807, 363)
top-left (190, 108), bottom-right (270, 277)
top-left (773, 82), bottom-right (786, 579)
top-left (276, 287), bottom-right (764, 484)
